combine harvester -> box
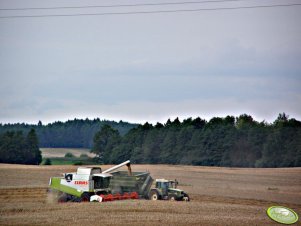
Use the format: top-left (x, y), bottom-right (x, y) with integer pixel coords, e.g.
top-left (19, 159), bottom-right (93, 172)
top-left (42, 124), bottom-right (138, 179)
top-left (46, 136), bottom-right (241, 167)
top-left (48, 160), bottom-right (189, 202)
top-left (49, 160), bottom-right (152, 202)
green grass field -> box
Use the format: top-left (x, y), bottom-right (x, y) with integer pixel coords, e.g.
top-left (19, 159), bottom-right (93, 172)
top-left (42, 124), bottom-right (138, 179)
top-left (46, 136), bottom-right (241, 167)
top-left (43, 157), bottom-right (98, 165)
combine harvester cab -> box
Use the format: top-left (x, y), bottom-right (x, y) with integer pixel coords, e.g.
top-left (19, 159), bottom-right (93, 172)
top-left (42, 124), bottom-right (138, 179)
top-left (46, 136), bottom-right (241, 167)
top-left (48, 160), bottom-right (153, 202)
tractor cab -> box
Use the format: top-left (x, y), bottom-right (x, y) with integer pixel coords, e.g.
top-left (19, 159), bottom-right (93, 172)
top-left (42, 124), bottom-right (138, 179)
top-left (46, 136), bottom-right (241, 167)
top-left (155, 179), bottom-right (178, 196)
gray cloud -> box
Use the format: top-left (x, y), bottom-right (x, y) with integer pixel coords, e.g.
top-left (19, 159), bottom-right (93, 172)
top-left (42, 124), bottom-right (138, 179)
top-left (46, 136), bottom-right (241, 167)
top-left (0, 0), bottom-right (301, 124)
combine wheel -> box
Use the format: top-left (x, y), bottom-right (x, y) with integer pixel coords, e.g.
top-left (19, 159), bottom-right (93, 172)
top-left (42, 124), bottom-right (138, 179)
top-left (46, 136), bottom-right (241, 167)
top-left (168, 194), bottom-right (177, 201)
top-left (80, 193), bottom-right (91, 202)
top-left (58, 193), bottom-right (68, 203)
top-left (149, 190), bottom-right (160, 201)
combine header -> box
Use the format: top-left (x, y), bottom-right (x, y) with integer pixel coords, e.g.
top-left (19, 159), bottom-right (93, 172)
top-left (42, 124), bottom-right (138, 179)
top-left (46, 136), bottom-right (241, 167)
top-left (90, 192), bottom-right (139, 202)
top-left (49, 160), bottom-right (153, 202)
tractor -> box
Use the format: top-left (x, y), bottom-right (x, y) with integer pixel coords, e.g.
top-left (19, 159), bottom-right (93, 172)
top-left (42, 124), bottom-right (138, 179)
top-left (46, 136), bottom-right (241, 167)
top-left (149, 179), bottom-right (190, 201)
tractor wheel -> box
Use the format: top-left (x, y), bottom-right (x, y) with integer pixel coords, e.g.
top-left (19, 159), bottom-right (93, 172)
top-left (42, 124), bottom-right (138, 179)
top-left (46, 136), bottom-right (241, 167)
top-left (183, 193), bottom-right (190, 202)
top-left (168, 194), bottom-right (177, 201)
top-left (149, 190), bottom-right (160, 201)
top-left (80, 193), bottom-right (91, 202)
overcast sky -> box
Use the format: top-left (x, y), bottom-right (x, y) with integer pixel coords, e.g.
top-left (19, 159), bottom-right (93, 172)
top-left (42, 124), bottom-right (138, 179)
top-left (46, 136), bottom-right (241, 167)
top-left (0, 0), bottom-right (300, 124)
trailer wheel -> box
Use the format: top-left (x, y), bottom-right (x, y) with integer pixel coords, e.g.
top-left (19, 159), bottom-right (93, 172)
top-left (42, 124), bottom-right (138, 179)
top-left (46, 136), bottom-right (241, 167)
top-left (80, 193), bottom-right (91, 202)
top-left (149, 190), bottom-right (160, 200)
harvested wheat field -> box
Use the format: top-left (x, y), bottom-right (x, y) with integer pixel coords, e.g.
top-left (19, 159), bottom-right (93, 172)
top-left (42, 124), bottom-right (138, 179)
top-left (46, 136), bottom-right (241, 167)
top-left (0, 164), bottom-right (300, 226)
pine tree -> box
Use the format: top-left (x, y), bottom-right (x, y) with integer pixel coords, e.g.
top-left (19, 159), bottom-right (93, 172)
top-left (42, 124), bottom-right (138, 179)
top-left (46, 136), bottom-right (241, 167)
top-left (25, 129), bottom-right (42, 165)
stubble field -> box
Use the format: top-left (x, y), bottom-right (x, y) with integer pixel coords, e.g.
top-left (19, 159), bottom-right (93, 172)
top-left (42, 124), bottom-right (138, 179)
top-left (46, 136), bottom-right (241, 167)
top-left (0, 164), bottom-right (300, 226)
top-left (40, 148), bottom-right (95, 158)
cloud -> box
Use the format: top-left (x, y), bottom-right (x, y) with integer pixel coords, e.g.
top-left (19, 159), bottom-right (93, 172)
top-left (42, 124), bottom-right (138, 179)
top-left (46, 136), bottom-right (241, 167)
top-left (0, 0), bottom-right (300, 124)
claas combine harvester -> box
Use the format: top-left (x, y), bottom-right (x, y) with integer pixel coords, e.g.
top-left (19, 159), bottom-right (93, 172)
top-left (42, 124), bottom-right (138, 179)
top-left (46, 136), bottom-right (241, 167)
top-left (48, 160), bottom-right (189, 202)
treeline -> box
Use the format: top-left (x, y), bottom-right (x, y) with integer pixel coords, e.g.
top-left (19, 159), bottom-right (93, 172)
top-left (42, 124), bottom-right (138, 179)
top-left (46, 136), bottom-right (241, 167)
top-left (92, 113), bottom-right (301, 167)
top-left (0, 118), bottom-right (137, 148)
top-left (0, 129), bottom-right (42, 164)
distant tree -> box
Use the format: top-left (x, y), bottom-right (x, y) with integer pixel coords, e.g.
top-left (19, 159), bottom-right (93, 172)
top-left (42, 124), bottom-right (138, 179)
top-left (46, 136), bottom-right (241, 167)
top-left (165, 119), bottom-right (172, 127)
top-left (171, 117), bottom-right (181, 127)
top-left (80, 153), bottom-right (89, 158)
top-left (224, 115), bottom-right (235, 126)
top-left (0, 129), bottom-right (42, 165)
top-left (0, 131), bottom-right (25, 164)
top-left (191, 117), bottom-right (206, 129)
top-left (155, 122), bottom-right (164, 129)
top-left (92, 125), bottom-right (121, 163)
top-left (1, 114), bottom-right (300, 167)
top-left (160, 129), bottom-right (177, 163)
top-left (142, 122), bottom-right (153, 130)
top-left (44, 158), bottom-right (52, 165)
top-left (65, 152), bottom-right (75, 158)
top-left (25, 129), bottom-right (42, 165)
top-left (236, 114), bottom-right (254, 129)
top-left (229, 115), bottom-right (265, 167)
top-left (182, 118), bottom-right (193, 127)
top-left (142, 129), bottom-right (162, 163)
top-left (274, 113), bottom-right (289, 125)
top-left (256, 114), bottom-right (301, 167)
top-left (0, 118), bottom-right (138, 148)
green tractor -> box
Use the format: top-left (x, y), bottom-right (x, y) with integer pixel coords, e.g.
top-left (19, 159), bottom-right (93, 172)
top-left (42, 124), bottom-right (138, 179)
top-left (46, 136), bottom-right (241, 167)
top-left (149, 179), bottom-right (190, 201)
